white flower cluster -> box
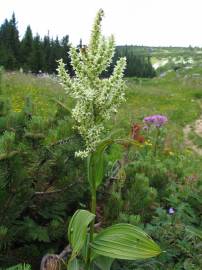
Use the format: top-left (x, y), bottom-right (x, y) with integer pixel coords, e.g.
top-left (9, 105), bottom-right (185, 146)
top-left (57, 9), bottom-right (126, 158)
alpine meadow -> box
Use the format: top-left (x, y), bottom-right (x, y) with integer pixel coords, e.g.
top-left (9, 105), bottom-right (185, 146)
top-left (0, 5), bottom-right (202, 270)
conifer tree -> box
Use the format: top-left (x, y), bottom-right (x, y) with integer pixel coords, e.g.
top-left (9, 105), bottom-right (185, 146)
top-left (49, 37), bottom-right (61, 73)
top-left (0, 13), bottom-right (156, 76)
top-left (30, 34), bottom-right (44, 73)
top-left (20, 25), bottom-right (33, 71)
top-left (0, 18), bottom-right (17, 69)
top-left (9, 13), bottom-right (20, 64)
top-left (43, 33), bottom-right (51, 72)
top-left (0, 13), bottom-right (20, 69)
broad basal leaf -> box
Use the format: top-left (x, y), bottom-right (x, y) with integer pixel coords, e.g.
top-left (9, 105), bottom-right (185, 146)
top-left (68, 258), bottom-right (80, 270)
top-left (92, 256), bottom-right (114, 270)
top-left (68, 209), bottom-right (95, 258)
top-left (91, 223), bottom-right (161, 260)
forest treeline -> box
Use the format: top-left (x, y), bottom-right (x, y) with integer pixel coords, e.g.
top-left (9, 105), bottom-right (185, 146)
top-left (0, 13), bottom-right (156, 77)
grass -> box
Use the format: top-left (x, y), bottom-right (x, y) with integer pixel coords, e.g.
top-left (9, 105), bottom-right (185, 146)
top-left (189, 130), bottom-right (202, 148)
top-left (112, 68), bottom-right (202, 143)
top-left (1, 66), bottom-right (202, 153)
top-left (2, 72), bottom-right (66, 117)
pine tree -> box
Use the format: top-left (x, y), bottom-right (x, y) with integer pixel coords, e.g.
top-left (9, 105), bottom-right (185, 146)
top-left (49, 37), bottom-right (62, 73)
top-left (20, 26), bottom-right (33, 71)
top-left (30, 34), bottom-right (44, 73)
top-left (0, 13), bottom-right (156, 77)
top-left (0, 19), bottom-right (15, 69)
top-left (43, 33), bottom-right (51, 72)
top-left (0, 13), bottom-right (20, 69)
top-left (9, 13), bottom-right (20, 65)
top-left (0, 96), bottom-right (86, 267)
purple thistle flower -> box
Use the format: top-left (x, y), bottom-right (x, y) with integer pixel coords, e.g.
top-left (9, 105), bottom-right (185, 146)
top-left (144, 115), bottom-right (168, 127)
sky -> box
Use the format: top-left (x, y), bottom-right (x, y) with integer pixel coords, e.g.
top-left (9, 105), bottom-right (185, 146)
top-left (1, 0), bottom-right (202, 47)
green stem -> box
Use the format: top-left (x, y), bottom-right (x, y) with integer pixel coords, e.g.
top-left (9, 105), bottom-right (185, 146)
top-left (154, 127), bottom-right (160, 156)
top-left (86, 191), bottom-right (97, 270)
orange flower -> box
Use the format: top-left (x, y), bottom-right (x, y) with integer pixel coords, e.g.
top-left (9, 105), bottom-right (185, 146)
top-left (131, 124), bottom-right (145, 143)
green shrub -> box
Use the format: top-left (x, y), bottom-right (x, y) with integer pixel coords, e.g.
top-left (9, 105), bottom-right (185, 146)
top-left (113, 166), bottom-right (202, 270)
top-left (0, 97), bottom-right (87, 267)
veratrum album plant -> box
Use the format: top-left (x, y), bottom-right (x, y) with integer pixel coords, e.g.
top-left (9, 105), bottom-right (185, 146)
top-left (58, 9), bottom-right (161, 270)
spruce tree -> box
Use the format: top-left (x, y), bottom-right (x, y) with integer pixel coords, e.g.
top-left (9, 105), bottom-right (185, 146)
top-left (43, 33), bottom-right (51, 72)
top-left (20, 25), bottom-right (33, 71)
top-left (30, 34), bottom-right (44, 73)
top-left (9, 13), bottom-right (20, 65)
top-left (0, 19), bottom-right (16, 69)
top-left (0, 13), bottom-right (20, 69)
top-left (49, 37), bottom-right (62, 73)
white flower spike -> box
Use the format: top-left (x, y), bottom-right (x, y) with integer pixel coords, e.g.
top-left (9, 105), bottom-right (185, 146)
top-left (57, 9), bottom-right (126, 158)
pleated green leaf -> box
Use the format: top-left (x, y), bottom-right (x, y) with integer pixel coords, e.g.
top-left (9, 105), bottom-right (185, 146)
top-left (87, 138), bottom-right (138, 193)
top-left (68, 258), bottom-right (80, 270)
top-left (91, 223), bottom-right (161, 260)
top-left (92, 256), bottom-right (114, 270)
top-left (87, 139), bottom-right (113, 192)
top-left (68, 210), bottom-right (95, 258)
